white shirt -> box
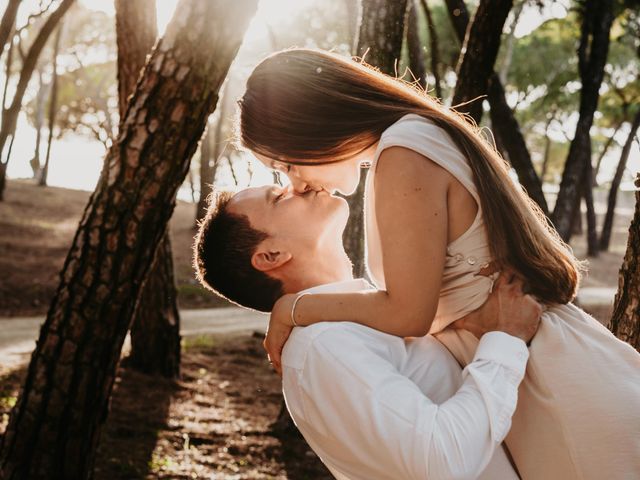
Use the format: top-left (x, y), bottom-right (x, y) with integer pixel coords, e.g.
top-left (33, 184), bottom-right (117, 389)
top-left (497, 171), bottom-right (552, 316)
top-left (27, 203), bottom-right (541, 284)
top-left (281, 278), bottom-right (528, 480)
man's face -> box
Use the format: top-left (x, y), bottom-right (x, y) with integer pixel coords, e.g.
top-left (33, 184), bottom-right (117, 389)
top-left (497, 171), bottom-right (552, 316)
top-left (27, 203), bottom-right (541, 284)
top-left (227, 184), bottom-right (349, 257)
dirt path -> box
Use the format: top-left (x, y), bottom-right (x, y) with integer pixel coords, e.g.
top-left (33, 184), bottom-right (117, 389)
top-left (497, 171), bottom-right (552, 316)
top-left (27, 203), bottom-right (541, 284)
top-left (0, 285), bottom-right (616, 374)
top-left (0, 307), bottom-right (267, 373)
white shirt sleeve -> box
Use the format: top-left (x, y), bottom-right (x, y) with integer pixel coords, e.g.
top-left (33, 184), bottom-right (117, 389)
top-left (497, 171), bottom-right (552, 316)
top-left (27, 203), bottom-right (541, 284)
top-left (283, 329), bottom-right (528, 480)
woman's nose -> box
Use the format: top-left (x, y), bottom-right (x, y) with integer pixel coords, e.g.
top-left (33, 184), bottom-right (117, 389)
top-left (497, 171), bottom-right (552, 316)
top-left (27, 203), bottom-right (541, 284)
top-left (289, 176), bottom-right (312, 194)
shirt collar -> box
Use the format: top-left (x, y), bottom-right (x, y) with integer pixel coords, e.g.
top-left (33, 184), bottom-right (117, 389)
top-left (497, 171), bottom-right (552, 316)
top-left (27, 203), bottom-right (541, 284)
top-left (299, 278), bottom-right (374, 295)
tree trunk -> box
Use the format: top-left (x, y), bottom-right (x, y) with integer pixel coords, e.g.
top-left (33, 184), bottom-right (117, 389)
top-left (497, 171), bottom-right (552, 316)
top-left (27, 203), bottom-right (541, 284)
top-left (583, 165), bottom-right (599, 257)
top-left (344, 0), bottom-right (361, 53)
top-left (540, 114), bottom-right (555, 182)
top-left (354, 0), bottom-right (409, 73)
top-left (451, 0), bottom-right (513, 124)
top-left (0, 1), bottom-right (256, 477)
top-left (600, 109), bottom-right (640, 251)
top-left (196, 92), bottom-right (226, 223)
top-left (30, 69), bottom-right (47, 178)
top-left (0, 0), bottom-right (74, 200)
top-left (1, 27), bottom-right (14, 111)
top-left (196, 126), bottom-right (214, 221)
top-left (487, 74), bottom-right (548, 214)
top-left (551, 0), bottom-right (614, 241)
top-left (594, 119), bottom-right (622, 184)
top-left (0, 0), bottom-right (21, 60)
top-left (39, 23), bottom-right (63, 187)
top-left (116, 0), bottom-right (181, 380)
top-left (407, 0), bottom-right (426, 89)
top-left (125, 235), bottom-right (181, 377)
top-left (344, 0), bottom-right (409, 277)
top-left (445, 0), bottom-right (547, 214)
top-left (444, 0), bottom-right (470, 41)
top-left (420, 0), bottom-right (442, 99)
top-left (115, 0), bottom-right (157, 124)
top-left (497, 0), bottom-right (523, 85)
top-left (609, 172), bottom-right (640, 351)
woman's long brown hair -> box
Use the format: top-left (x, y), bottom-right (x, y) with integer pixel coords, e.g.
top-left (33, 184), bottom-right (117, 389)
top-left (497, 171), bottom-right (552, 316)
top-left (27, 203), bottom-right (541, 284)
top-left (236, 48), bottom-right (583, 305)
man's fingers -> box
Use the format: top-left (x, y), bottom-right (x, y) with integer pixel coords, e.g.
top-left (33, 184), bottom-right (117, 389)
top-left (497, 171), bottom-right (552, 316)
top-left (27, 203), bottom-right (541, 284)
top-left (493, 270), bottom-right (510, 289)
top-left (476, 260), bottom-right (499, 277)
top-left (510, 277), bottom-right (525, 295)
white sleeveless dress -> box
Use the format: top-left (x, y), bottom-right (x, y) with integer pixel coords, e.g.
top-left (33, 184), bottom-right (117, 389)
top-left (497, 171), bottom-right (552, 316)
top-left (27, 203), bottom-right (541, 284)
top-left (364, 113), bottom-right (640, 480)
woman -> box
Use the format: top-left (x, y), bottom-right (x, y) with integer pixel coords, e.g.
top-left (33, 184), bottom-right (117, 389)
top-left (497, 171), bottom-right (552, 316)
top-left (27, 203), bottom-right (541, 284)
top-left (236, 48), bottom-right (640, 479)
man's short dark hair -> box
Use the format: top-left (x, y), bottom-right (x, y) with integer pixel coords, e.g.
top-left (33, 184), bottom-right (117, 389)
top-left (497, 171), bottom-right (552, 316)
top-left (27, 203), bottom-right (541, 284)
top-left (193, 190), bottom-right (285, 312)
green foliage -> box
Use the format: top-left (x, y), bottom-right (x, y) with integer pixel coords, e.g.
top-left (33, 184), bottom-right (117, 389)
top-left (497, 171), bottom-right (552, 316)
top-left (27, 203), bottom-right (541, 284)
top-left (23, 5), bottom-right (117, 147)
top-left (503, 5), bottom-right (639, 176)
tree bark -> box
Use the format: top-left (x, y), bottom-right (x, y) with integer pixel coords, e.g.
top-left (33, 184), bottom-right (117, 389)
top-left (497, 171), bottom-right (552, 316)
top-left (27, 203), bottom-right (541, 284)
top-left (344, 0), bottom-right (361, 53)
top-left (196, 93), bottom-right (226, 223)
top-left (487, 75), bottom-right (549, 214)
top-left (451, 0), bottom-right (513, 124)
top-left (39, 23), bottom-right (63, 187)
top-left (0, 0), bottom-right (21, 60)
top-left (116, 0), bottom-right (182, 379)
top-left (444, 0), bottom-right (470, 41)
top-left (445, 0), bottom-right (547, 214)
top-left (125, 235), bottom-right (181, 377)
top-left (540, 114), bottom-right (555, 182)
top-left (583, 166), bottom-right (599, 257)
top-left (0, 0), bottom-right (256, 477)
top-left (354, 0), bottom-right (409, 73)
top-left (0, 0), bottom-right (74, 200)
top-left (600, 109), bottom-right (640, 251)
top-left (497, 0), bottom-right (523, 85)
top-left (407, 0), bottom-right (426, 89)
top-left (551, 0), bottom-right (614, 241)
top-left (196, 126), bottom-right (214, 222)
top-left (30, 69), bottom-right (47, 178)
top-left (115, 0), bottom-right (157, 124)
top-left (594, 119), bottom-right (622, 184)
top-left (609, 172), bottom-right (640, 351)
top-left (420, 0), bottom-right (442, 99)
top-left (344, 0), bottom-right (409, 277)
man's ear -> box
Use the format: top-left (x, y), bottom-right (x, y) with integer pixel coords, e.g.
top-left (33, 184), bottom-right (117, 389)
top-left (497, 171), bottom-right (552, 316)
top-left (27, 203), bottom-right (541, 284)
top-left (251, 248), bottom-right (293, 273)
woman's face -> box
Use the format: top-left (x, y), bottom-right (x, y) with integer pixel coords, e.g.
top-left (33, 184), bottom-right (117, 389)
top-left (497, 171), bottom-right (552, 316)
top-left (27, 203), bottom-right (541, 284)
top-left (254, 143), bottom-right (379, 196)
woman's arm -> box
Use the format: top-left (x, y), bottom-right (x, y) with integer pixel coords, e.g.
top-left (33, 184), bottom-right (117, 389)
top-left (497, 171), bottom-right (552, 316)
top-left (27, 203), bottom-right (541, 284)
top-left (272, 146), bottom-right (453, 338)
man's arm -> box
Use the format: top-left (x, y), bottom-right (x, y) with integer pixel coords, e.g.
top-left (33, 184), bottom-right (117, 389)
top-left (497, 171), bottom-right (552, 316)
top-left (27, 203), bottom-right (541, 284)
top-left (283, 327), bottom-right (528, 480)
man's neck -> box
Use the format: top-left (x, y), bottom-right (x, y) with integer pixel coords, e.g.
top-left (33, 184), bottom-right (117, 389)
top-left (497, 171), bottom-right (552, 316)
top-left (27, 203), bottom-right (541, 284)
top-left (295, 273), bottom-right (354, 293)
top-left (283, 256), bottom-right (354, 294)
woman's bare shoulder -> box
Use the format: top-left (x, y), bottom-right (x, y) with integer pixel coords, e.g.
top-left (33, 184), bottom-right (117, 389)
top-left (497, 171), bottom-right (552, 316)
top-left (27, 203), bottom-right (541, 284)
top-left (374, 145), bottom-right (453, 191)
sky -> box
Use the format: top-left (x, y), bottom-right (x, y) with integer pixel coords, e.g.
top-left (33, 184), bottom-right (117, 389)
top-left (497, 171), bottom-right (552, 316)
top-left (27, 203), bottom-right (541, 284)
top-left (3, 0), bottom-right (638, 197)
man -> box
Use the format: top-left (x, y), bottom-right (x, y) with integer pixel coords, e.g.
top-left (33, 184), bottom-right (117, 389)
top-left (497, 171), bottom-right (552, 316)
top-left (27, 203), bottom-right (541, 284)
top-left (193, 184), bottom-right (540, 479)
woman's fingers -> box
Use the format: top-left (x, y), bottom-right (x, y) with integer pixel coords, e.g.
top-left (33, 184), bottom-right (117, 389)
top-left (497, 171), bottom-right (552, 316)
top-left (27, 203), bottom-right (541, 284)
top-left (264, 333), bottom-right (284, 376)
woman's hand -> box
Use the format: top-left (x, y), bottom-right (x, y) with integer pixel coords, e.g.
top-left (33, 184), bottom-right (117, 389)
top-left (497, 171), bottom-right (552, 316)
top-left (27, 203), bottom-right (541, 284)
top-left (264, 293), bottom-right (297, 376)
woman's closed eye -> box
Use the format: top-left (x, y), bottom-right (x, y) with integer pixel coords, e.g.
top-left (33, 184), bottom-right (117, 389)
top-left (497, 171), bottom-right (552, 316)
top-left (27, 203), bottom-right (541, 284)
top-left (272, 161), bottom-right (292, 174)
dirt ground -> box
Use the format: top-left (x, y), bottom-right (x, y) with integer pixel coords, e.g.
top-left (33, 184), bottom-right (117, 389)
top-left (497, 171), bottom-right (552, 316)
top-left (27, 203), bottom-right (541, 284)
top-left (0, 332), bottom-right (333, 479)
top-left (0, 180), bottom-right (231, 318)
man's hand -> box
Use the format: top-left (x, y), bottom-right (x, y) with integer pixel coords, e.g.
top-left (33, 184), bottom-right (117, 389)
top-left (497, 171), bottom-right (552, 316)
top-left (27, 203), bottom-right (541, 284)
top-left (453, 268), bottom-right (542, 343)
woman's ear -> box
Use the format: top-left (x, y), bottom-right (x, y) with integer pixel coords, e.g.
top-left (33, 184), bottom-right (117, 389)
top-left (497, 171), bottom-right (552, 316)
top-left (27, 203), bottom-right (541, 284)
top-left (251, 249), bottom-right (293, 272)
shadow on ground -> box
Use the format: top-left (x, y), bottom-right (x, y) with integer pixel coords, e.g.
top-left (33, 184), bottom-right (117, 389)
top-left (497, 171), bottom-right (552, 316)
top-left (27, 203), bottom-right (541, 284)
top-left (0, 333), bottom-right (331, 479)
